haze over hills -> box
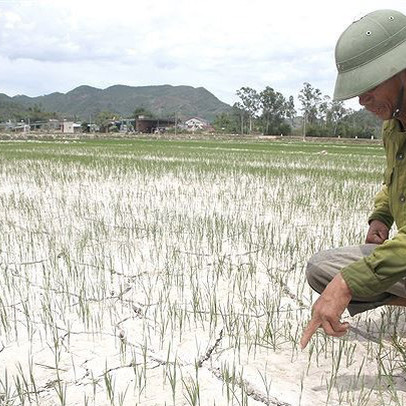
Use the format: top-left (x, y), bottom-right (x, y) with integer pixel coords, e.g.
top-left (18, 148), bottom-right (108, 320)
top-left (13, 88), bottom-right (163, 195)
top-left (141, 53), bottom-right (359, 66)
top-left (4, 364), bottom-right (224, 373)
top-left (0, 85), bottom-right (231, 122)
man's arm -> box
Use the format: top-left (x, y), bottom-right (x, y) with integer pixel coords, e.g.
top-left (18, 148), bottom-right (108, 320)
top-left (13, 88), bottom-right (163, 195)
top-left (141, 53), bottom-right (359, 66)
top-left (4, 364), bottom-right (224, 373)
top-left (341, 225), bottom-right (406, 297)
top-left (302, 225), bottom-right (406, 348)
top-left (301, 171), bottom-right (395, 348)
top-left (301, 273), bottom-right (351, 349)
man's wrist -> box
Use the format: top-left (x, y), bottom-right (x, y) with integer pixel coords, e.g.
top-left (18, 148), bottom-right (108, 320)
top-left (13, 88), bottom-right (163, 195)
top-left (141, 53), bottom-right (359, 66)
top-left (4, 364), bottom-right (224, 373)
top-left (336, 273), bottom-right (352, 297)
top-left (368, 215), bottom-right (393, 229)
top-left (325, 273), bottom-right (352, 301)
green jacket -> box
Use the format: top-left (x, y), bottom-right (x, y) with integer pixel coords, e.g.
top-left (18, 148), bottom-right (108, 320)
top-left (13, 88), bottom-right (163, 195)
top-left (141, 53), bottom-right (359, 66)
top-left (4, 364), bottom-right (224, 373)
top-left (341, 119), bottom-right (406, 297)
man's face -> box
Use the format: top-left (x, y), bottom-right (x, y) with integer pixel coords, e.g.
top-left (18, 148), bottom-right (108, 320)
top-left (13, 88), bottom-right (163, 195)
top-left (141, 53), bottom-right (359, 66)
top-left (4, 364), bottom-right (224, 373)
top-left (358, 74), bottom-right (402, 120)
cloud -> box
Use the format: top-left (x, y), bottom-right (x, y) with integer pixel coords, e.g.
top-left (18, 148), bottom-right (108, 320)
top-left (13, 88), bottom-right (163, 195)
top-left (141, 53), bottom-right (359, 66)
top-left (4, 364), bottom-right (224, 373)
top-left (0, 0), bottom-right (405, 108)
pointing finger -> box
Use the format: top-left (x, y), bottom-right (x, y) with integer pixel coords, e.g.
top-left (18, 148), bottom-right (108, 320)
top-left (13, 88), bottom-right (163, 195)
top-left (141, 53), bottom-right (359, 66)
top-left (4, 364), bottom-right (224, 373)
top-left (300, 317), bottom-right (321, 349)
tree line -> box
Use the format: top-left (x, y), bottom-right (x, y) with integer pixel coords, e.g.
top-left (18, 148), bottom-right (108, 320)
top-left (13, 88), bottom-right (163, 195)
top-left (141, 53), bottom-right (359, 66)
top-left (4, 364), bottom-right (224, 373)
top-left (213, 82), bottom-right (382, 138)
top-left (1, 83), bottom-right (382, 138)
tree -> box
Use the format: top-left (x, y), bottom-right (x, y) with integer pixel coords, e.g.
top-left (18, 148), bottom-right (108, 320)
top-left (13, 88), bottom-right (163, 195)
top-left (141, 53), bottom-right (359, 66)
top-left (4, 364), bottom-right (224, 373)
top-left (318, 95), bottom-right (330, 123)
top-left (26, 103), bottom-right (58, 122)
top-left (341, 108), bottom-right (382, 138)
top-left (236, 87), bottom-right (260, 134)
top-left (212, 112), bottom-right (239, 133)
top-left (95, 111), bottom-right (116, 133)
top-left (298, 82), bottom-right (322, 139)
top-left (133, 107), bottom-right (154, 118)
top-left (285, 96), bottom-right (296, 126)
top-left (326, 98), bottom-right (347, 136)
top-left (233, 102), bottom-right (249, 135)
top-left (81, 122), bottom-right (90, 132)
top-left (259, 87), bottom-right (287, 135)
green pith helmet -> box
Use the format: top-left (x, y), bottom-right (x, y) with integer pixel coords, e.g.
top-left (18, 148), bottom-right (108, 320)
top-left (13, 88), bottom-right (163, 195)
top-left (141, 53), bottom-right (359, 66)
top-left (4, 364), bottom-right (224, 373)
top-left (333, 9), bottom-right (406, 101)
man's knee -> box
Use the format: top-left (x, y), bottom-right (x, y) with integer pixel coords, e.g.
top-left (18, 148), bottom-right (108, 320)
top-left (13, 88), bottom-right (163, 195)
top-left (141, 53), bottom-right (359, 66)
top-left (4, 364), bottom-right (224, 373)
top-left (305, 250), bottom-right (339, 294)
top-left (305, 245), bottom-right (395, 316)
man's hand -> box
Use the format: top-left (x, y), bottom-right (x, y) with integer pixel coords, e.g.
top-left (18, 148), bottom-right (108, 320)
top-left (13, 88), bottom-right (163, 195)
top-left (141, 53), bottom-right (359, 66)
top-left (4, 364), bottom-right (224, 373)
top-left (300, 273), bottom-right (352, 349)
top-left (365, 220), bottom-right (389, 244)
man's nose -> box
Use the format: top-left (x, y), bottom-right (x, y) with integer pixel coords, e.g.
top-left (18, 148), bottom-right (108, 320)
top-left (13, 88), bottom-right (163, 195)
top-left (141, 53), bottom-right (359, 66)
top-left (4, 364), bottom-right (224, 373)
top-left (358, 92), bottom-right (373, 106)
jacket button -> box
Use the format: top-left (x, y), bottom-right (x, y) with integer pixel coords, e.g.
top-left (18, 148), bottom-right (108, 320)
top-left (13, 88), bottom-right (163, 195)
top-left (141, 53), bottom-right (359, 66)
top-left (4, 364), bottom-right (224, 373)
top-left (400, 194), bottom-right (406, 203)
top-left (397, 152), bottom-right (404, 160)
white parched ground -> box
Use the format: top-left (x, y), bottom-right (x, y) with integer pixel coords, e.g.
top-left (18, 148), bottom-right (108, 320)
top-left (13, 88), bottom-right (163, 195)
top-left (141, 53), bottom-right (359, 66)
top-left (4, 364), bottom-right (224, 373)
top-left (0, 138), bottom-right (405, 406)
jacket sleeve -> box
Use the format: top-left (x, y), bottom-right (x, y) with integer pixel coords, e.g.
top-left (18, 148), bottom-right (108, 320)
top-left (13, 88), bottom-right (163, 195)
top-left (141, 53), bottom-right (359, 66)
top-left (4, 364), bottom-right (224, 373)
top-left (341, 225), bottom-right (406, 297)
top-left (368, 184), bottom-right (394, 229)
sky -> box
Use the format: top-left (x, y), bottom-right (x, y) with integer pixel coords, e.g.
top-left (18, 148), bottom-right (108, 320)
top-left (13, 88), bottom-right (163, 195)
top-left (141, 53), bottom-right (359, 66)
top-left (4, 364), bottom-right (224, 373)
top-left (1, 0), bottom-right (406, 111)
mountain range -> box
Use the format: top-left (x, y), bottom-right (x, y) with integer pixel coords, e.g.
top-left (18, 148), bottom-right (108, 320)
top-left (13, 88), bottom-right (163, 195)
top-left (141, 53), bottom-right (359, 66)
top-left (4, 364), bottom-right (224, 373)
top-left (0, 85), bottom-right (232, 122)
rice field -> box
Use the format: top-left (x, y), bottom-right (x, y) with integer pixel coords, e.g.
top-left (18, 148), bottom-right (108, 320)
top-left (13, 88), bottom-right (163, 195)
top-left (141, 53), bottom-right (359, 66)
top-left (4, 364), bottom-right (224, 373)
top-left (1, 137), bottom-right (406, 406)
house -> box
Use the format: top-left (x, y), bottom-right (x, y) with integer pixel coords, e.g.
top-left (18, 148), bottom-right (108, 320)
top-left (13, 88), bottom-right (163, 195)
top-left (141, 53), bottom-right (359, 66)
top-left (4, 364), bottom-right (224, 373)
top-left (184, 117), bottom-right (211, 131)
top-left (12, 123), bottom-right (30, 133)
top-left (0, 120), bottom-right (17, 131)
top-left (118, 118), bottom-right (135, 133)
top-left (30, 121), bottom-right (49, 131)
top-left (61, 121), bottom-right (82, 134)
top-left (48, 119), bottom-right (61, 131)
top-left (135, 116), bottom-right (175, 133)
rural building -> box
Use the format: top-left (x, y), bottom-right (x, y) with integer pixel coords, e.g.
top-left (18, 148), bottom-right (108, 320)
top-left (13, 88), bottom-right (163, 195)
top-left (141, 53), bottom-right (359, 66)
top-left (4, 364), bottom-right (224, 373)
top-left (61, 121), bottom-right (82, 133)
top-left (0, 120), bottom-right (17, 131)
top-left (135, 115), bottom-right (175, 133)
top-left (184, 117), bottom-right (211, 131)
top-left (27, 119), bottom-right (63, 132)
top-left (12, 123), bottom-right (30, 133)
top-left (0, 120), bottom-right (30, 132)
top-left (118, 118), bottom-right (135, 133)
top-left (30, 121), bottom-right (51, 131)
top-left (48, 119), bottom-right (61, 131)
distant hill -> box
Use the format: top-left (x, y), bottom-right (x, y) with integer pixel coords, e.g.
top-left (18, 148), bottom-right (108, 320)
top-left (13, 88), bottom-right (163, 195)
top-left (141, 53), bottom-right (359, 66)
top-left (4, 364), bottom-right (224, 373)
top-left (2, 85), bottom-right (231, 122)
top-left (0, 93), bottom-right (29, 119)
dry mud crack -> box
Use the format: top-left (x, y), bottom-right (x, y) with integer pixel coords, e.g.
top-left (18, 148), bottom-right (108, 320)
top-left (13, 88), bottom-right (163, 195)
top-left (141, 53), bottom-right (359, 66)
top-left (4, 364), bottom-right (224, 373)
top-left (3, 139), bottom-right (406, 405)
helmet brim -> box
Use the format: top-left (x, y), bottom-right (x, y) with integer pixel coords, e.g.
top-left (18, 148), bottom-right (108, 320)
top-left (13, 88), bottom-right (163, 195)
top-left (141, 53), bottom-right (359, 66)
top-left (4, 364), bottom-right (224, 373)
top-left (333, 39), bottom-right (406, 101)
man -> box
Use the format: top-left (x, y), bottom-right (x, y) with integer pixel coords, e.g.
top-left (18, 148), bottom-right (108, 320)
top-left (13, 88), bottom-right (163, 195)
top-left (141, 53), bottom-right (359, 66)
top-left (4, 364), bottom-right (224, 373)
top-left (301, 9), bottom-right (406, 349)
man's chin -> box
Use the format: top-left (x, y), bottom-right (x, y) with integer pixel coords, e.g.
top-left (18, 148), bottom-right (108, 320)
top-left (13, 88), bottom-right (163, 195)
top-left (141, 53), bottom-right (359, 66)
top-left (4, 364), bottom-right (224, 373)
top-left (366, 107), bottom-right (391, 120)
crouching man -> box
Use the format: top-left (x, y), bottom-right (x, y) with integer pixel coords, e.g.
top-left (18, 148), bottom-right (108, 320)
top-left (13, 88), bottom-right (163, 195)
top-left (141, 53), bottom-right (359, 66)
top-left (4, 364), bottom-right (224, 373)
top-left (301, 9), bottom-right (406, 349)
